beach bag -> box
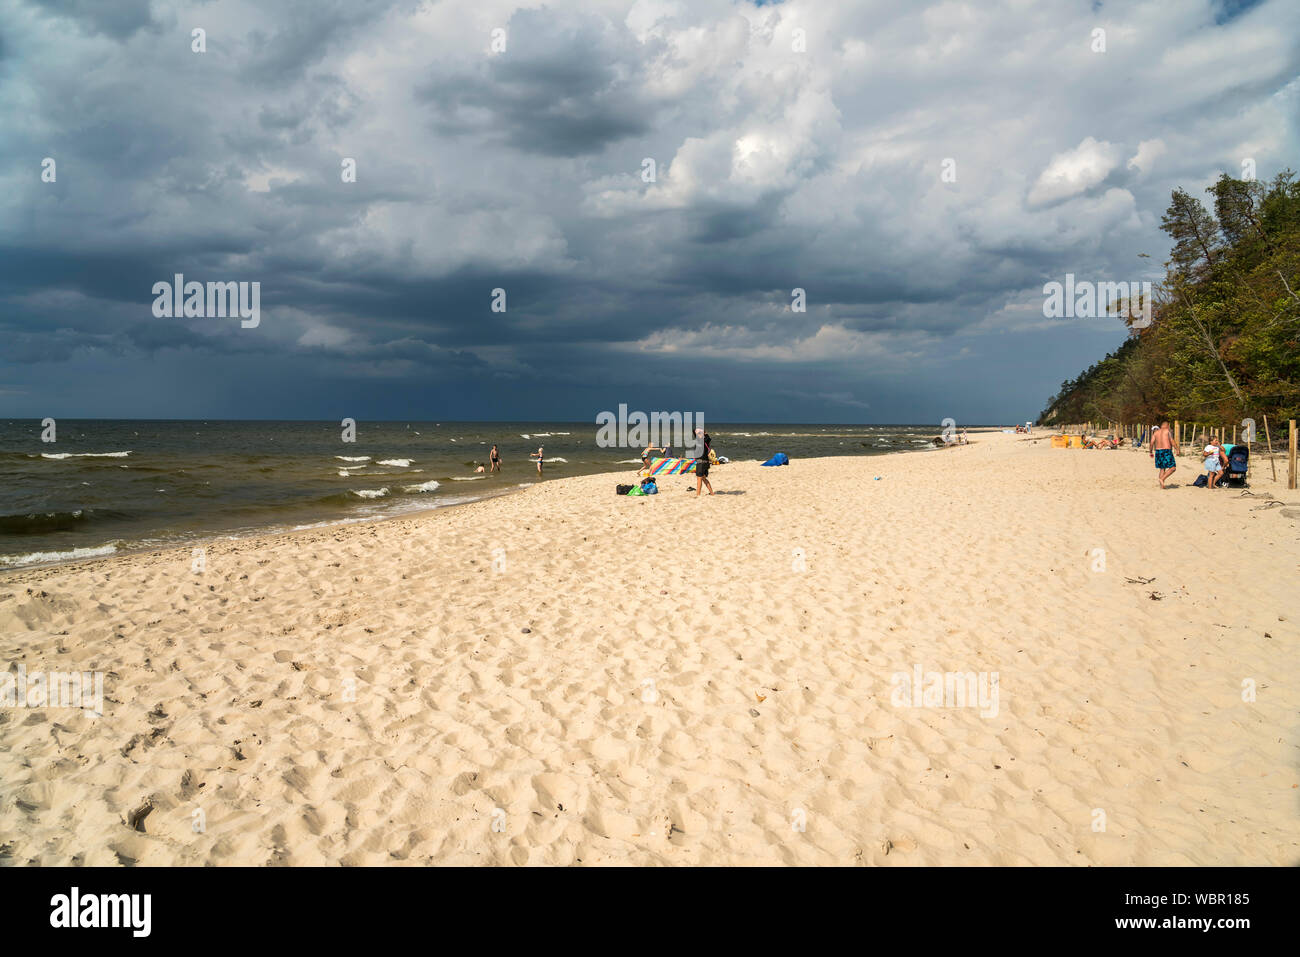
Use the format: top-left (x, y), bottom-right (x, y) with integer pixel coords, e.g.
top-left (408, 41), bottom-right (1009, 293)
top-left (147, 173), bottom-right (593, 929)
top-left (616, 484), bottom-right (633, 495)
top-left (641, 480), bottom-right (658, 494)
top-left (627, 485), bottom-right (646, 496)
top-left (1192, 474), bottom-right (1207, 487)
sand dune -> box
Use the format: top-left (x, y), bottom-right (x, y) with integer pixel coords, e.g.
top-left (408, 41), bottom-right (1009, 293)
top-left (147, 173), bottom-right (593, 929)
top-left (1, 431), bottom-right (1296, 865)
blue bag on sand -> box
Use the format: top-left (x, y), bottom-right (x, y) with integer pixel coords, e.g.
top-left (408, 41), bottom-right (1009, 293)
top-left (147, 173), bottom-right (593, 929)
top-left (1192, 474), bottom-right (1207, 487)
top-left (760, 452), bottom-right (790, 467)
top-left (642, 480), bottom-right (658, 494)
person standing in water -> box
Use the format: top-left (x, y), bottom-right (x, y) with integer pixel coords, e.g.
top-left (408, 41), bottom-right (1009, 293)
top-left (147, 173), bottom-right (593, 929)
top-left (489, 444), bottom-right (501, 473)
top-left (692, 428), bottom-right (713, 496)
top-left (1150, 420), bottom-right (1179, 489)
top-left (530, 445), bottom-right (544, 476)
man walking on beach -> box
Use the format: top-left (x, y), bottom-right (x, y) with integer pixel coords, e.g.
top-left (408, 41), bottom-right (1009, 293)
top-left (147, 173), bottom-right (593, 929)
top-left (1150, 420), bottom-right (1179, 489)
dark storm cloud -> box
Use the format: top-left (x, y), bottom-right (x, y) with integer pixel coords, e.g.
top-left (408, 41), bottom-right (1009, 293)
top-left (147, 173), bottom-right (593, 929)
top-left (1, 0), bottom-right (1298, 422)
top-left (418, 7), bottom-right (654, 156)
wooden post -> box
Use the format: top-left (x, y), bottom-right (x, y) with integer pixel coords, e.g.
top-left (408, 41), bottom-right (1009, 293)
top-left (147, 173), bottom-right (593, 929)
top-left (1174, 420), bottom-right (1179, 451)
top-left (1264, 414), bottom-right (1277, 482)
top-left (1290, 420), bottom-right (1297, 491)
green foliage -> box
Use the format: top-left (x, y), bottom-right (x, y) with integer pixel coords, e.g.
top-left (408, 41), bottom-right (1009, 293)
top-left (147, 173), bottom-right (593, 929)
top-left (1040, 169), bottom-right (1300, 429)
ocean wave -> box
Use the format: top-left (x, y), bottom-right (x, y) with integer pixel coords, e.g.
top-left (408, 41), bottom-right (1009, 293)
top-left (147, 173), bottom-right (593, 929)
top-left (0, 509), bottom-right (86, 535)
top-left (40, 451), bottom-right (132, 459)
top-left (0, 543), bottom-right (118, 567)
top-left (352, 488), bottom-right (389, 499)
top-left (335, 455), bottom-right (371, 462)
top-left (0, 507), bottom-right (135, 535)
top-left (377, 459), bottom-right (412, 467)
top-left (403, 480), bottom-right (441, 493)
top-left (450, 475), bottom-right (485, 481)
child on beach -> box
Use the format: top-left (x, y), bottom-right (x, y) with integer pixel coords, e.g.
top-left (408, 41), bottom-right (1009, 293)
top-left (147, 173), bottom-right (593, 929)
top-left (1203, 436), bottom-right (1227, 489)
top-left (640, 443), bottom-right (667, 470)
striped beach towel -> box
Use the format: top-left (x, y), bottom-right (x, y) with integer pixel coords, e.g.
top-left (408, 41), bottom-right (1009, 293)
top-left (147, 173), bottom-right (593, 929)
top-left (644, 456), bottom-right (698, 476)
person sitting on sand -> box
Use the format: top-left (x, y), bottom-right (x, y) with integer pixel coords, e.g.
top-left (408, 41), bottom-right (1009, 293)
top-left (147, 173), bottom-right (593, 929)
top-left (1203, 435), bottom-right (1227, 489)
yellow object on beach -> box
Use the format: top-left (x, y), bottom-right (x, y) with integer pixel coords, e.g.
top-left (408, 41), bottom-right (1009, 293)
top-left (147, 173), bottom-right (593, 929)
top-left (1051, 435), bottom-right (1069, 448)
top-left (1068, 435), bottom-right (1086, 448)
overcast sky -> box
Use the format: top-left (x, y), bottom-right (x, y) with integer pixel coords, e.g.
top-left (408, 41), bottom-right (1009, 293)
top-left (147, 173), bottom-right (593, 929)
top-left (1, 0), bottom-right (1297, 423)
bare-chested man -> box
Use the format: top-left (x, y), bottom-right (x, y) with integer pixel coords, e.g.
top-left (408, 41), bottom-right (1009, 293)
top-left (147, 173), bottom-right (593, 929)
top-left (1149, 420), bottom-right (1180, 489)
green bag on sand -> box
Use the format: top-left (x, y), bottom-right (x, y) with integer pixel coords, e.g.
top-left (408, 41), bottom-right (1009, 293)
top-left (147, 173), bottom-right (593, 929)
top-left (626, 484), bottom-right (646, 496)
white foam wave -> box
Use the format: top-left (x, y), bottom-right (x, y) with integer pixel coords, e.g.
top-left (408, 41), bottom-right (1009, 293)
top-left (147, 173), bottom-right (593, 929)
top-left (352, 487), bottom-right (389, 499)
top-left (377, 459), bottom-right (412, 467)
top-left (0, 543), bottom-right (118, 567)
top-left (335, 455), bottom-right (371, 462)
top-left (40, 451), bottom-right (132, 459)
top-left (403, 480), bottom-right (441, 493)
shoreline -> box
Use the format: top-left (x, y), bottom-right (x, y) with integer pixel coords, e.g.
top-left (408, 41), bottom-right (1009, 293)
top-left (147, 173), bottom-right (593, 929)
top-left (0, 439), bottom-right (967, 578)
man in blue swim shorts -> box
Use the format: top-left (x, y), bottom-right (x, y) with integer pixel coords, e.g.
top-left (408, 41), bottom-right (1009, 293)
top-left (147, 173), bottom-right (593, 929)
top-left (1149, 420), bottom-right (1179, 489)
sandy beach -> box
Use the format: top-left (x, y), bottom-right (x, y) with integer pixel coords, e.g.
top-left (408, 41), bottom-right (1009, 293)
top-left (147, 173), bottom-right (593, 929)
top-left (1, 431), bottom-right (1296, 866)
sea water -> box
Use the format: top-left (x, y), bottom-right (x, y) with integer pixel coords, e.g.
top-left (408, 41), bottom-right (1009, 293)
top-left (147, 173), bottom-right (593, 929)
top-left (0, 420), bottom-right (958, 568)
